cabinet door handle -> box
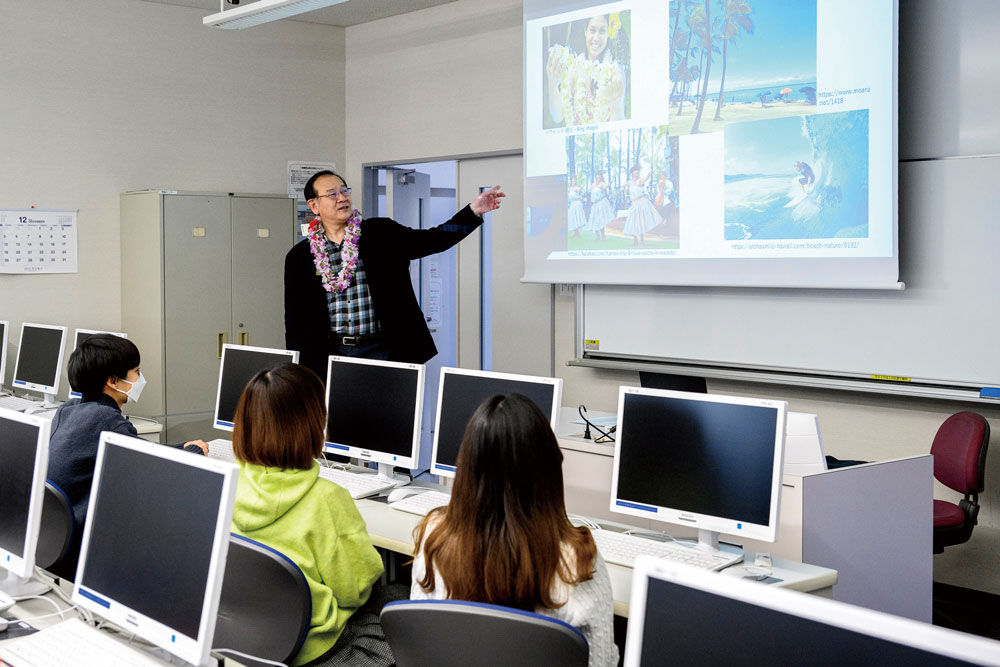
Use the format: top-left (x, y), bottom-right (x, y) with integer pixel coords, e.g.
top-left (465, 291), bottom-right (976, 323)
top-left (238, 331), bottom-right (249, 346)
top-left (218, 332), bottom-right (229, 358)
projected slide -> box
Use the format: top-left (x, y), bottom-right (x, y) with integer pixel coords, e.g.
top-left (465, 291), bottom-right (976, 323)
top-left (523, 0), bottom-right (897, 288)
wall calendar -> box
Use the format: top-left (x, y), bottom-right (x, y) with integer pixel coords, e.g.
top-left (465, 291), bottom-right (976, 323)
top-left (0, 208), bottom-right (78, 274)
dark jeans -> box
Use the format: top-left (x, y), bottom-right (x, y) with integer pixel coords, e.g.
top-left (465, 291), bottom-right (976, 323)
top-left (333, 340), bottom-right (390, 361)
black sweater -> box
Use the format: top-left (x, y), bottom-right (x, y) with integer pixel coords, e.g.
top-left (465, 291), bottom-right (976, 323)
top-left (284, 205), bottom-right (484, 379)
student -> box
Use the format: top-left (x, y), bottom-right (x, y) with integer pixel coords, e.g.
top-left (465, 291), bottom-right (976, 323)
top-left (230, 363), bottom-right (394, 667)
top-left (411, 393), bottom-right (618, 667)
top-left (48, 334), bottom-right (207, 530)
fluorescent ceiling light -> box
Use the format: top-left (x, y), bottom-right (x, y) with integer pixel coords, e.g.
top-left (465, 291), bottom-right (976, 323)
top-left (203, 0), bottom-right (348, 29)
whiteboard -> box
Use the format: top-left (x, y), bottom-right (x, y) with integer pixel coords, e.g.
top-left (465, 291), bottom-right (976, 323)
top-left (582, 157), bottom-right (1000, 390)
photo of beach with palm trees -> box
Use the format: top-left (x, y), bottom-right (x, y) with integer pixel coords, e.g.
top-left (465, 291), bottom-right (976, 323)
top-left (670, 0), bottom-right (817, 136)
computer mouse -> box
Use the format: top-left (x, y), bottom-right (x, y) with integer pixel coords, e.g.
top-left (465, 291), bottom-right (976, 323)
top-left (387, 487), bottom-right (425, 503)
top-left (0, 617), bottom-right (9, 633)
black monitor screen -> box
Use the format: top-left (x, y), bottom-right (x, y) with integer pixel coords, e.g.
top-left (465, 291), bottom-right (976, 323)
top-left (435, 374), bottom-right (556, 469)
top-left (216, 349), bottom-right (295, 425)
top-left (15, 326), bottom-right (63, 388)
top-left (80, 444), bottom-right (224, 640)
top-left (0, 417), bottom-right (40, 559)
top-left (617, 393), bottom-right (778, 527)
top-left (326, 361), bottom-right (420, 458)
top-left (74, 331), bottom-right (95, 349)
top-left (639, 577), bottom-right (977, 666)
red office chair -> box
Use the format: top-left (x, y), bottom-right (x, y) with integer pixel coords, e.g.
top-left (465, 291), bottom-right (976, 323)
top-left (932, 411), bottom-right (990, 554)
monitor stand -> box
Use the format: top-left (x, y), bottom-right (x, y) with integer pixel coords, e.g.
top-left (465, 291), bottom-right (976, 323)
top-left (375, 462), bottom-right (406, 487)
top-left (0, 569), bottom-right (51, 601)
top-left (42, 392), bottom-right (60, 408)
top-left (692, 529), bottom-right (743, 560)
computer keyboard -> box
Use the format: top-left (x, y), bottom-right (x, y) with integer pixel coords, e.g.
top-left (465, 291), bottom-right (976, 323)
top-left (0, 395), bottom-right (41, 412)
top-left (206, 438), bottom-right (236, 463)
top-left (317, 466), bottom-right (399, 499)
top-left (590, 529), bottom-right (743, 571)
top-left (1, 618), bottom-right (171, 667)
top-left (388, 489), bottom-right (451, 516)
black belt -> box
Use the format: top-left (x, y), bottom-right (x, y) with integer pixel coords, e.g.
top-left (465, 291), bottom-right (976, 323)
top-left (332, 332), bottom-right (383, 347)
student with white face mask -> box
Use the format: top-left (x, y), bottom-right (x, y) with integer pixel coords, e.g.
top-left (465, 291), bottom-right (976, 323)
top-left (46, 334), bottom-right (208, 575)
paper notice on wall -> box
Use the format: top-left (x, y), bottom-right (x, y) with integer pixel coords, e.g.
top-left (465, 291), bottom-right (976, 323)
top-left (0, 209), bottom-right (78, 274)
top-left (427, 278), bottom-right (443, 327)
top-left (288, 161), bottom-right (337, 200)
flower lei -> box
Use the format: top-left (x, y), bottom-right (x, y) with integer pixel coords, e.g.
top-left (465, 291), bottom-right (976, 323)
top-left (549, 44), bottom-right (619, 125)
top-left (308, 209), bottom-right (362, 293)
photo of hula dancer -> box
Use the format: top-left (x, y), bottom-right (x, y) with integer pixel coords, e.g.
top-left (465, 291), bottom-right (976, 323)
top-left (565, 126), bottom-right (678, 251)
top-left (543, 10), bottom-right (631, 129)
top-left (588, 172), bottom-right (614, 241)
top-left (567, 175), bottom-right (588, 237)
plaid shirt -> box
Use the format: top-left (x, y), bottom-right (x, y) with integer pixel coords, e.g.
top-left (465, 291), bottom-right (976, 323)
top-left (324, 238), bottom-right (379, 336)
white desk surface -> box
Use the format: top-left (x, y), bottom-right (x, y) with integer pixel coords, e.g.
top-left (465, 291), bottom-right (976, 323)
top-left (27, 406), bottom-right (163, 436)
top-left (356, 497), bottom-right (837, 618)
top-left (0, 581), bottom-right (247, 666)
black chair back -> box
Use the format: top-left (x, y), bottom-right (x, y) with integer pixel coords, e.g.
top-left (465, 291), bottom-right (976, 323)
top-left (36, 482), bottom-right (75, 573)
top-left (381, 599), bottom-right (589, 667)
top-left (215, 534), bottom-right (312, 666)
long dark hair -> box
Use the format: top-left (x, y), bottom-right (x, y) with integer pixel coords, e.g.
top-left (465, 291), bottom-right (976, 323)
top-left (414, 393), bottom-right (597, 611)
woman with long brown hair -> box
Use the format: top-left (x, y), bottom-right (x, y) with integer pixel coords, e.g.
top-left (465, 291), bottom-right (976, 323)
top-left (410, 393), bottom-right (617, 666)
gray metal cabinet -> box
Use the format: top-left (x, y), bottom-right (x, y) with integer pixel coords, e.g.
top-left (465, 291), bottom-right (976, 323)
top-left (121, 190), bottom-right (295, 442)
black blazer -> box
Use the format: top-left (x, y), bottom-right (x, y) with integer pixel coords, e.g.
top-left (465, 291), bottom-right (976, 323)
top-left (284, 205), bottom-right (484, 379)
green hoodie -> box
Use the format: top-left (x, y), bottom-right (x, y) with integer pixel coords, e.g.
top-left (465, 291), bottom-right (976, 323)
top-left (231, 462), bottom-right (384, 666)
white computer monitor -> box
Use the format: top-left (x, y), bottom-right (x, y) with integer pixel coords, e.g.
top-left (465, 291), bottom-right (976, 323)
top-left (430, 367), bottom-right (563, 479)
top-left (213, 343), bottom-right (299, 431)
top-left (784, 411), bottom-right (828, 476)
top-left (73, 432), bottom-right (237, 666)
top-left (11, 322), bottom-right (67, 402)
top-left (68, 328), bottom-right (128, 399)
top-left (625, 555), bottom-right (1000, 666)
top-left (0, 408), bottom-right (52, 597)
top-left (325, 356), bottom-right (425, 477)
top-left (611, 387), bottom-right (787, 556)
top-left (0, 320), bottom-right (8, 391)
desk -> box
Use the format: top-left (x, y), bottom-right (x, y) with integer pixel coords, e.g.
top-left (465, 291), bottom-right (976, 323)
top-left (555, 407), bottom-right (933, 622)
top-left (29, 408), bottom-right (164, 443)
top-left (354, 497), bottom-right (838, 618)
top-left (0, 582), bottom-right (248, 666)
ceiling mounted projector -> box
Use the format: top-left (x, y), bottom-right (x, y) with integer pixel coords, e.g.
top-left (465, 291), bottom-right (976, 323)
top-left (203, 0), bottom-right (348, 29)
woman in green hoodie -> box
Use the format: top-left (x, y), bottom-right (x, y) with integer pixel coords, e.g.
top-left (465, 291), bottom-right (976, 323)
top-left (230, 363), bottom-right (389, 666)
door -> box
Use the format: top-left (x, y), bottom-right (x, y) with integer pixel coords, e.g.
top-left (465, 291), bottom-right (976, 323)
top-left (231, 195), bottom-right (296, 349)
top-left (386, 169), bottom-right (458, 475)
top-left (162, 194), bottom-right (231, 418)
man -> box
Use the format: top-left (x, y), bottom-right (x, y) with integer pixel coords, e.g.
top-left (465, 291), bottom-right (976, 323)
top-left (284, 170), bottom-right (503, 379)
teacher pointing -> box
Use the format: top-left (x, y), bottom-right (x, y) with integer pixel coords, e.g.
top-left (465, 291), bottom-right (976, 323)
top-left (284, 170), bottom-right (504, 380)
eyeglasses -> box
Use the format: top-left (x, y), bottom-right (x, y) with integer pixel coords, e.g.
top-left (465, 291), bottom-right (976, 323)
top-left (313, 187), bottom-right (352, 200)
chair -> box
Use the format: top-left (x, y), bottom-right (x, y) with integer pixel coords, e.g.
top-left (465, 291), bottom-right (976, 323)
top-left (214, 534), bottom-right (312, 666)
top-left (932, 411), bottom-right (990, 554)
top-left (35, 482), bottom-right (76, 579)
top-left (380, 599), bottom-right (589, 667)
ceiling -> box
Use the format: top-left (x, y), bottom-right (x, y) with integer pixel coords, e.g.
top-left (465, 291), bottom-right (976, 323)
top-left (141, 0), bottom-right (460, 27)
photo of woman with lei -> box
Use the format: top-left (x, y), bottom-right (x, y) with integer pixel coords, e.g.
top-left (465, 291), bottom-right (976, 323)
top-left (544, 11), bottom-right (631, 129)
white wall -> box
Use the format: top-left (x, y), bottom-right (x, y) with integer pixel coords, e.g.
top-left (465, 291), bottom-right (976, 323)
top-left (344, 0), bottom-right (522, 189)
top-left (0, 0), bottom-right (345, 382)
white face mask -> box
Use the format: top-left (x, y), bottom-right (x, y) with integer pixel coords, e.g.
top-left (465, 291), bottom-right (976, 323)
top-left (118, 371), bottom-right (146, 403)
